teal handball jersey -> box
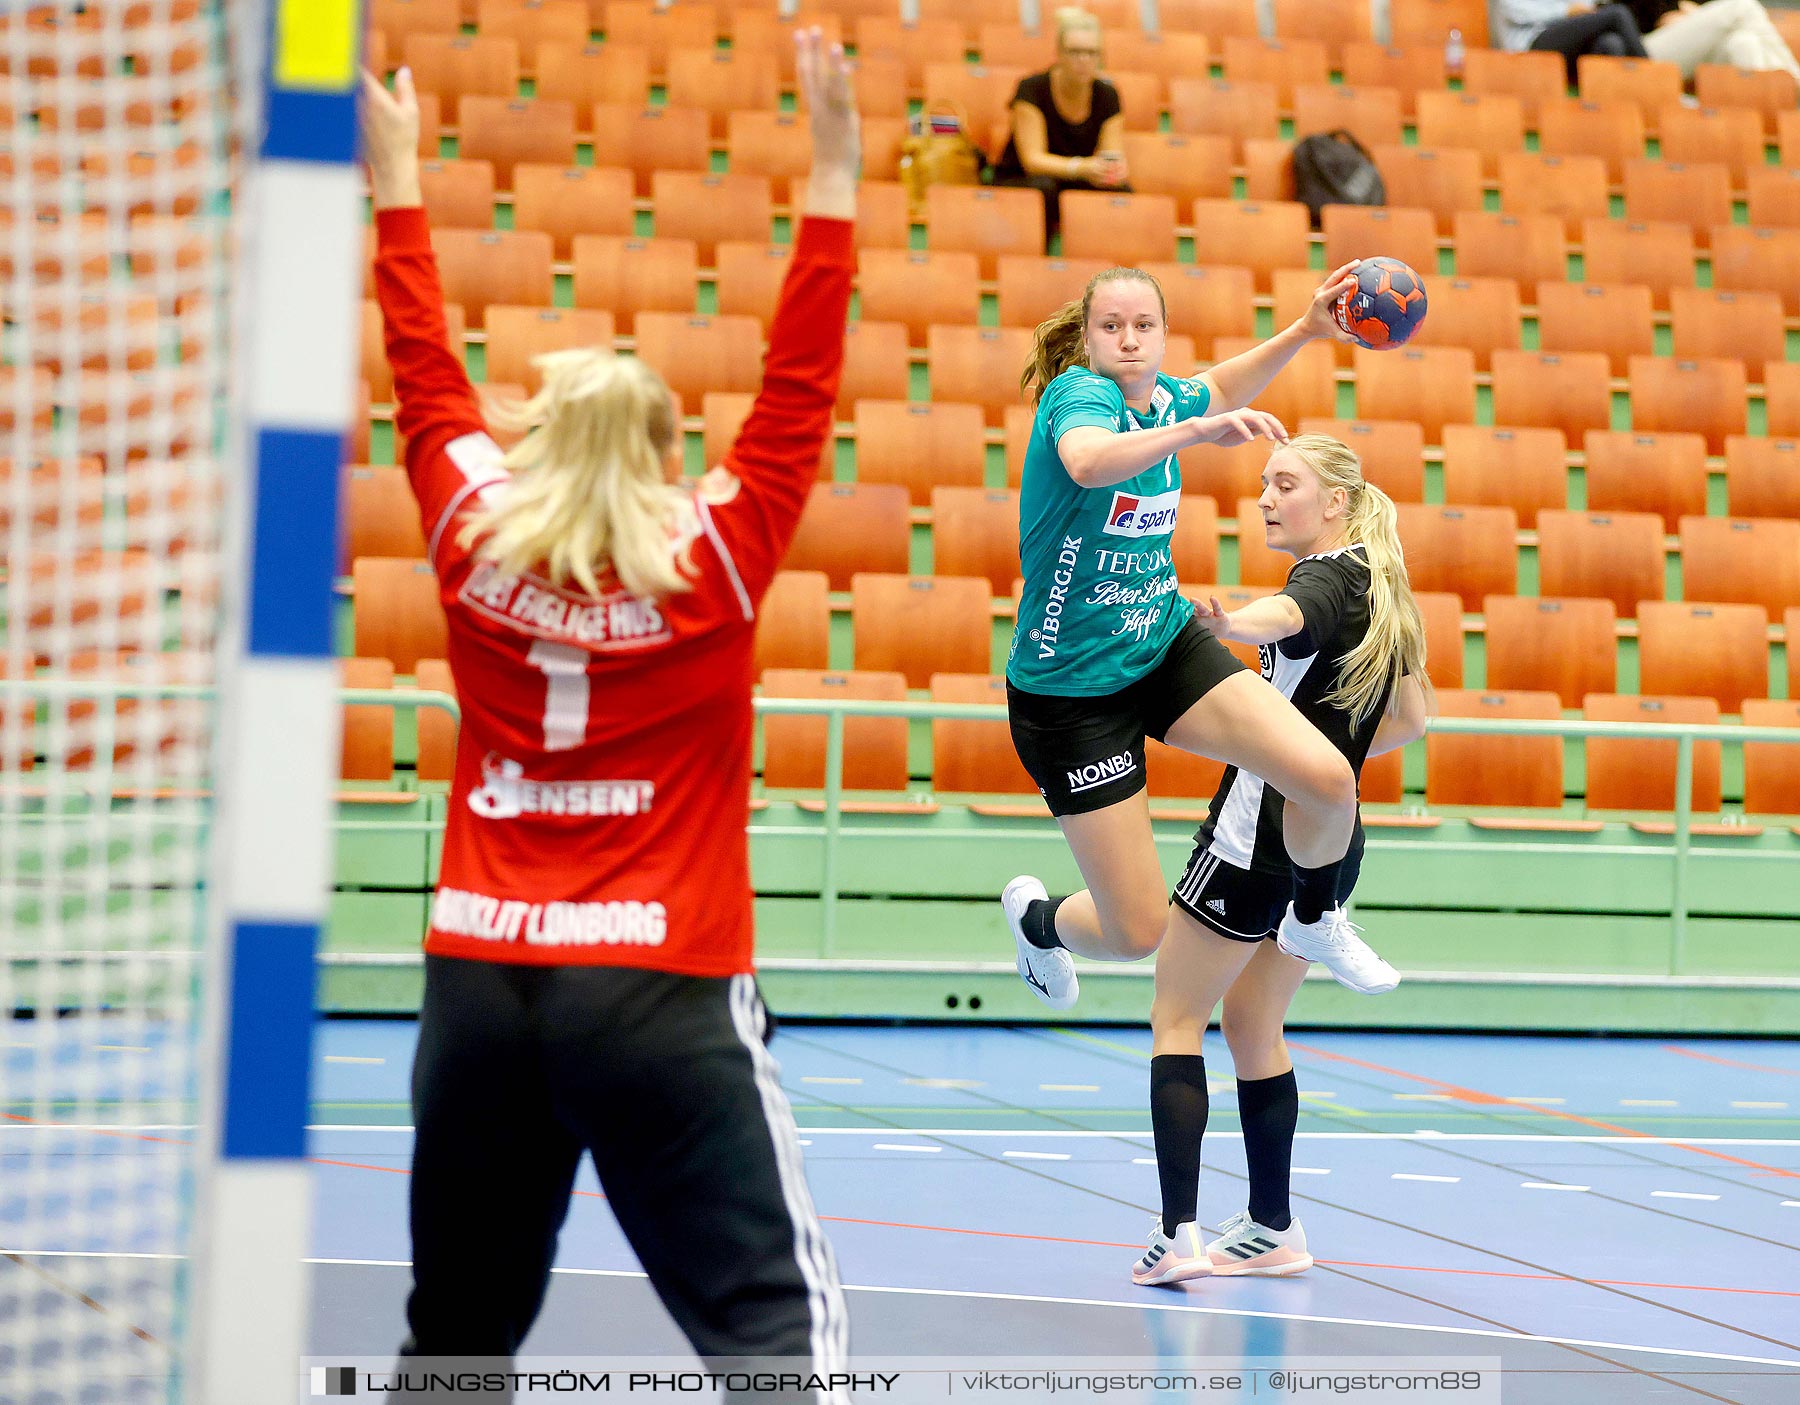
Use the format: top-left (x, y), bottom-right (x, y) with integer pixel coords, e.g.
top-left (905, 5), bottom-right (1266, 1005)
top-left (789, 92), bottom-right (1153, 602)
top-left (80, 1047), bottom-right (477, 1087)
top-left (1006, 366), bottom-right (1212, 696)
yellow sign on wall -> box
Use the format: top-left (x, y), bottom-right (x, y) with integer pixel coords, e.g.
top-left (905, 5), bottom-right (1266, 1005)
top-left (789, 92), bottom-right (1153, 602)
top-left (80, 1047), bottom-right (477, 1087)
top-left (274, 0), bottom-right (359, 91)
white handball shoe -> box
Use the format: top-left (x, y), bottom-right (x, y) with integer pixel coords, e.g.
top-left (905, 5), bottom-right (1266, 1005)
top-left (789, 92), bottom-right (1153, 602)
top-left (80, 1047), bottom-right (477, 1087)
top-left (1276, 903), bottom-right (1400, 995)
top-left (1131, 1220), bottom-right (1212, 1286)
top-left (1206, 1210), bottom-right (1314, 1277)
top-left (1002, 874), bottom-right (1078, 1010)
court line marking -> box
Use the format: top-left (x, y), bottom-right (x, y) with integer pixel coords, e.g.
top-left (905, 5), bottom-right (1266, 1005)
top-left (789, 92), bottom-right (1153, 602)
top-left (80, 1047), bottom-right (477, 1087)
top-left (1732, 1102), bottom-right (1789, 1111)
top-left (1623, 1100), bottom-right (1680, 1108)
top-left (1503, 1097), bottom-right (1566, 1105)
top-left (1293, 1167), bottom-right (1331, 1175)
top-left (1783, 1202), bottom-right (1800, 1209)
top-left (1664, 1046), bottom-right (1800, 1078)
top-left (323, 1056), bottom-right (384, 1065)
top-left (1001, 1150), bottom-right (1070, 1161)
top-left (292, 1257), bottom-right (1800, 1369)
top-left (1653, 1192), bottom-right (1722, 1202)
top-left (1039, 1084), bottom-right (1100, 1092)
top-left (871, 1143), bottom-right (940, 1153)
top-left (292, 1127), bottom-right (1800, 1146)
top-left (1523, 1183), bottom-right (1591, 1192)
top-left (1394, 1173), bottom-right (1461, 1183)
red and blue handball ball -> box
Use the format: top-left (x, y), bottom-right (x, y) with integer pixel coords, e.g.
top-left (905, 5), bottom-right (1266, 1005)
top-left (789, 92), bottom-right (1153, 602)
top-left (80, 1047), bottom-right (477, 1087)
top-left (1332, 256), bottom-right (1428, 350)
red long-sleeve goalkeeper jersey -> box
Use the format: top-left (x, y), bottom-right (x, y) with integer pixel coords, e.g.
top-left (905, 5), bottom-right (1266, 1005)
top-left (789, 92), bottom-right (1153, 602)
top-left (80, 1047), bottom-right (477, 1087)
top-left (372, 206), bottom-right (853, 976)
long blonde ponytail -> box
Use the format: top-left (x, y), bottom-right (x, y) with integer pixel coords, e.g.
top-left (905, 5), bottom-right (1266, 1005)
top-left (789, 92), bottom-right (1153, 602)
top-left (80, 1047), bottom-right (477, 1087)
top-left (458, 348), bottom-right (700, 601)
top-left (1020, 266), bottom-right (1168, 405)
top-left (1282, 434), bottom-right (1431, 733)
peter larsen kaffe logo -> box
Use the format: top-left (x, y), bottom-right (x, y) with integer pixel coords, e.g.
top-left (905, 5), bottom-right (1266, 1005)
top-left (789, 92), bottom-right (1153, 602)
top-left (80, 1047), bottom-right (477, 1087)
top-left (311, 1365), bottom-right (356, 1396)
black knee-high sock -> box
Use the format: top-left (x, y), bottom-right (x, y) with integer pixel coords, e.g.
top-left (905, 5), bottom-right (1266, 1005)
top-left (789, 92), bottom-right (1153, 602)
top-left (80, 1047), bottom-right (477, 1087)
top-left (1331, 824), bottom-right (1366, 908)
top-left (1239, 1070), bottom-right (1298, 1232)
top-left (1290, 860), bottom-right (1341, 924)
top-left (1150, 1054), bottom-right (1208, 1231)
top-left (1022, 896), bottom-right (1066, 950)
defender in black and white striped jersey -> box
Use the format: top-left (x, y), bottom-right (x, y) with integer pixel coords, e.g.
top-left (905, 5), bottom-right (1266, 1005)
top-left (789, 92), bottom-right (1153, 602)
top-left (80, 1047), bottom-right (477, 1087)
top-left (1132, 435), bottom-right (1431, 1290)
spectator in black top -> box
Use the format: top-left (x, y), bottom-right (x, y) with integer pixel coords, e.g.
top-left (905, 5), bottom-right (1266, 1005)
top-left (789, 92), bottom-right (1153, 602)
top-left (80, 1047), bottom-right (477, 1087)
top-left (991, 7), bottom-right (1130, 250)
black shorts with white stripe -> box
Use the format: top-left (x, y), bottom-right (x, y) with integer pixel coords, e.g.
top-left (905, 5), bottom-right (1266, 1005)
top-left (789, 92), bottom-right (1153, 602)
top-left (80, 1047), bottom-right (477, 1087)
top-left (1170, 845), bottom-right (1290, 943)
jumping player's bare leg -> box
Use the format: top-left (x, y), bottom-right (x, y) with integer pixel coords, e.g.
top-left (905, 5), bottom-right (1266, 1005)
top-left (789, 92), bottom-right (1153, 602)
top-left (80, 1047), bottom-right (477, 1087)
top-left (1160, 671), bottom-right (1355, 868)
top-left (1048, 790), bottom-right (1172, 962)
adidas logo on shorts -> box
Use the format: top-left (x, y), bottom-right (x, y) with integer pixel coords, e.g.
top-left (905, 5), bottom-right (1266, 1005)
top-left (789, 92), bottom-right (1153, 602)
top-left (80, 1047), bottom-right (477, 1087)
top-left (1206, 898), bottom-right (1227, 915)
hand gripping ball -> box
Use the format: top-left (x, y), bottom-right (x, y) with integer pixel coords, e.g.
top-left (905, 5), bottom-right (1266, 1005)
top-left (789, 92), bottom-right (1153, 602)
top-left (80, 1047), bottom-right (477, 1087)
top-left (1331, 256), bottom-right (1428, 351)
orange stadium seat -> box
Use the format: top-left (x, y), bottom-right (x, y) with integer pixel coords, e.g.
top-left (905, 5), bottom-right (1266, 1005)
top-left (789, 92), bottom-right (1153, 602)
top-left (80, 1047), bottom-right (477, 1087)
top-left (1234, 496), bottom-right (1290, 587)
top-left (1408, 275), bottom-right (1521, 371)
top-left (930, 674), bottom-right (1037, 797)
top-left (932, 487), bottom-right (1022, 594)
top-left (1657, 103), bottom-right (1765, 186)
top-left (483, 305), bottom-right (616, 392)
top-left (836, 321), bottom-right (910, 420)
top-left (338, 656), bottom-right (397, 784)
top-left (1143, 264), bottom-right (1257, 359)
top-left (1106, 29), bottom-right (1212, 86)
top-left (476, 0), bottom-right (587, 69)
top-left (352, 557), bottom-right (447, 674)
top-left (726, 111), bottom-right (813, 202)
top-left (852, 574), bottom-right (993, 686)
top-left (760, 670), bottom-right (911, 793)
top-left (922, 64), bottom-right (1027, 153)
top-left (1240, 138), bottom-right (1294, 203)
top-left (1638, 600), bottom-right (1770, 713)
top-left (650, 171), bottom-right (773, 264)
top-left (589, 103), bottom-right (709, 196)
top-left (430, 227), bottom-right (551, 326)
top-left (1745, 166), bottom-right (1800, 228)
top-left (1120, 133), bottom-right (1234, 208)
top-left (855, 118), bottom-right (907, 184)
top-left (1452, 210), bottom-right (1567, 289)
top-left (858, 248), bottom-right (982, 346)
top-left (754, 571), bottom-right (831, 674)
top-left (1341, 43), bottom-right (1447, 118)
top-left (1395, 503), bottom-right (1519, 610)
top-left (1322, 205), bottom-right (1438, 280)
top-left (633, 311), bottom-right (763, 406)
top-left (1296, 418), bottom-right (1427, 502)
top-left (570, 235), bottom-right (697, 331)
top-left (701, 392), bottom-right (833, 481)
top-left (1622, 159), bottom-right (1733, 245)
top-left (1680, 515), bottom-right (1800, 615)
top-left (1353, 345), bottom-right (1476, 444)
top-left (848, 55), bottom-right (908, 122)
top-left (1391, 0), bottom-right (1490, 47)
top-left (1462, 48), bottom-right (1565, 123)
top-left (1292, 84), bottom-right (1404, 151)
top-left (1534, 281), bottom-right (1654, 376)
top-left (784, 484), bottom-right (910, 590)
top-left (1695, 63), bottom-right (1797, 135)
top-left (1415, 90), bottom-right (1525, 179)
top-left (534, 43), bottom-right (651, 124)
top-left (854, 400), bottom-right (986, 505)
top-left (411, 658), bottom-right (457, 783)
top-left (996, 255), bottom-right (1110, 330)
top-left (416, 157), bottom-right (496, 230)
top-left (1766, 363), bottom-right (1800, 437)
top-left (1584, 693), bottom-right (1722, 813)
top-left (370, 0), bottom-right (459, 53)
top-left (1272, 0), bottom-right (1372, 63)
top-left (1578, 54), bottom-right (1683, 126)
top-left (1146, 737), bottom-right (1229, 806)
top-left (1181, 441), bottom-right (1277, 507)
top-left (1188, 199), bottom-right (1310, 294)
top-left (1169, 495), bottom-right (1221, 584)
top-left (1370, 145), bottom-right (1483, 237)
top-left (1220, 36), bottom-right (1329, 110)
top-left (1578, 219), bottom-right (1696, 311)
top-left (1490, 349), bottom-right (1613, 445)
top-left (792, 177), bottom-right (911, 250)
top-left (1212, 336), bottom-right (1337, 426)
top-left (602, 2), bottom-right (716, 75)
top-left (853, 16), bottom-right (964, 90)
top-left (1426, 690), bottom-right (1566, 809)
top-left (1061, 191), bottom-right (1179, 267)
top-left (343, 466), bottom-right (429, 567)
top-left (1741, 698), bottom-right (1800, 815)
top-left (1498, 152), bottom-right (1609, 241)
top-left (1160, 0), bottom-right (1260, 38)
top-left (1003, 405), bottom-right (1033, 486)
top-left (1535, 509), bottom-right (1666, 619)
top-left (1167, 78), bottom-right (1280, 156)
top-left (1582, 430), bottom-right (1708, 530)
top-left (1669, 287), bottom-right (1785, 382)
top-left (1629, 355), bottom-right (1746, 454)
top-left (729, 10), bottom-right (843, 84)
top-left (1537, 98), bottom-right (1647, 183)
top-left (1415, 590), bottom-right (1465, 688)
top-left (1104, 70), bottom-right (1165, 132)
top-left (927, 325), bottom-right (1035, 426)
top-left (712, 242), bottom-right (793, 331)
top-left (925, 185), bottom-right (1044, 278)
top-left (1723, 436), bottom-right (1800, 519)
top-left (1709, 225), bottom-right (1800, 315)
top-left (665, 46), bottom-right (778, 140)
top-left (1441, 424), bottom-right (1568, 528)
top-left (1483, 595), bottom-right (1618, 707)
top-left (402, 33), bottom-right (519, 110)
top-left (510, 163), bottom-right (633, 257)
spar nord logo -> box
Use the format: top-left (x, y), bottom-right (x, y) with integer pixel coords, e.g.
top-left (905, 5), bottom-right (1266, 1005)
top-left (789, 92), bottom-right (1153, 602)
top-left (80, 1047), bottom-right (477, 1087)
top-left (1103, 488), bottom-right (1180, 537)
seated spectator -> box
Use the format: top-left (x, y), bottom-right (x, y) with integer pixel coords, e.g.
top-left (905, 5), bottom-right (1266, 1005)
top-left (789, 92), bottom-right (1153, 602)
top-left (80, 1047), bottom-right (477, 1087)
top-left (991, 7), bottom-right (1130, 250)
top-left (1628, 0), bottom-right (1800, 82)
top-left (1495, 0), bottom-right (1650, 84)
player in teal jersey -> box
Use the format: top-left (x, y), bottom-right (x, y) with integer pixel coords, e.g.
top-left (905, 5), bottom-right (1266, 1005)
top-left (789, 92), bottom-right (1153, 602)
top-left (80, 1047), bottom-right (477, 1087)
top-left (1001, 264), bottom-right (1393, 1011)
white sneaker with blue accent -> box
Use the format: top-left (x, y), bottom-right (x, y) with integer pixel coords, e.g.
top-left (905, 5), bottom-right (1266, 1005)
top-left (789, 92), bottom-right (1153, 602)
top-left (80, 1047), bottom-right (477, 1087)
top-left (1206, 1210), bottom-right (1313, 1276)
top-left (1002, 874), bottom-right (1078, 1010)
top-left (1131, 1220), bottom-right (1211, 1286)
top-left (1276, 903), bottom-right (1399, 994)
